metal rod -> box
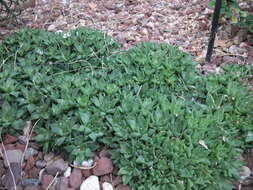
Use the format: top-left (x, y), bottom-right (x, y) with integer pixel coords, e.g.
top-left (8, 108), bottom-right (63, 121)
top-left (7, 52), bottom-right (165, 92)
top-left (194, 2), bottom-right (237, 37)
top-left (205, 0), bottom-right (222, 63)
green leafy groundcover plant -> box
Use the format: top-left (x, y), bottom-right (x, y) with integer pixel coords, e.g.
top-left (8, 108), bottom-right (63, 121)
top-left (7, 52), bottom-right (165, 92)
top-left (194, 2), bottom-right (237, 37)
top-left (0, 27), bottom-right (253, 190)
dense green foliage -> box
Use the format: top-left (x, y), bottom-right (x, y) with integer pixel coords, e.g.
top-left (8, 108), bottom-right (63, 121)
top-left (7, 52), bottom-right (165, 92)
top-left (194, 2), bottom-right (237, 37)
top-left (0, 27), bottom-right (253, 190)
top-left (209, 0), bottom-right (253, 33)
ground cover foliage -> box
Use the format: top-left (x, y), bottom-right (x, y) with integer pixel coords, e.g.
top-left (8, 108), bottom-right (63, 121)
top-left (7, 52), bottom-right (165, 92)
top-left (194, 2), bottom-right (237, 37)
top-left (0, 27), bottom-right (253, 190)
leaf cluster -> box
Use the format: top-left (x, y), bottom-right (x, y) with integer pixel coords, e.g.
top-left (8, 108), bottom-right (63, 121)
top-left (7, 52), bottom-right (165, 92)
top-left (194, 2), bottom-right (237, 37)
top-left (0, 27), bottom-right (253, 190)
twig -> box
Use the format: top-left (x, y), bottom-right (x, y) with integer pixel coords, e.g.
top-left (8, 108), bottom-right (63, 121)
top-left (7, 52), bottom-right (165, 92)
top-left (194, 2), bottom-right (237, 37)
top-left (21, 119), bottom-right (40, 165)
top-left (46, 172), bottom-right (59, 190)
top-left (0, 136), bottom-right (17, 190)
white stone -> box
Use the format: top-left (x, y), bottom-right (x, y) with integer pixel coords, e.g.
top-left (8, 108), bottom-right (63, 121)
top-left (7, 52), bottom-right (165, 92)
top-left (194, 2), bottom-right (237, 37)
top-left (80, 176), bottom-right (100, 190)
top-left (82, 159), bottom-right (93, 167)
top-left (64, 167), bottom-right (72, 177)
top-left (102, 182), bottom-right (114, 190)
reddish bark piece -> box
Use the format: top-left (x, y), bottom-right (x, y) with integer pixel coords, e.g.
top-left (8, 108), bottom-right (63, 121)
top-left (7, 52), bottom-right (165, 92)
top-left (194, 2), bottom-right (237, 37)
top-left (3, 144), bottom-right (16, 150)
top-left (69, 168), bottom-right (82, 189)
top-left (4, 135), bottom-right (18, 144)
top-left (25, 156), bottom-right (35, 170)
top-left (15, 143), bottom-right (26, 151)
top-left (42, 175), bottom-right (54, 190)
top-left (82, 169), bottom-right (92, 178)
top-left (92, 157), bottom-right (114, 176)
top-left (28, 167), bottom-right (40, 178)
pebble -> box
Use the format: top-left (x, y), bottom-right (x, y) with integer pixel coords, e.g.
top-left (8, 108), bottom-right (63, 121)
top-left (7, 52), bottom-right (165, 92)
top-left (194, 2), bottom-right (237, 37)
top-left (18, 136), bottom-right (28, 144)
top-left (102, 182), bottom-right (114, 190)
top-left (25, 148), bottom-right (39, 160)
top-left (240, 166), bottom-right (251, 181)
top-left (80, 176), bottom-right (100, 190)
top-left (63, 167), bottom-right (71, 177)
top-left (82, 159), bottom-right (94, 167)
top-left (22, 178), bottom-right (40, 187)
top-left (46, 158), bottom-right (68, 175)
top-left (92, 157), bottom-right (113, 176)
top-left (56, 177), bottom-right (68, 190)
top-left (36, 160), bottom-right (47, 168)
top-left (69, 168), bottom-right (82, 189)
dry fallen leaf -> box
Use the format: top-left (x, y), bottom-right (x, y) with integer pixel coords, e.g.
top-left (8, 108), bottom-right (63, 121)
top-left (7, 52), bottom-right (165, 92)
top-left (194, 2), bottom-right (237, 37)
top-left (214, 39), bottom-right (231, 48)
top-left (199, 140), bottom-right (208, 149)
top-left (88, 2), bottom-right (97, 10)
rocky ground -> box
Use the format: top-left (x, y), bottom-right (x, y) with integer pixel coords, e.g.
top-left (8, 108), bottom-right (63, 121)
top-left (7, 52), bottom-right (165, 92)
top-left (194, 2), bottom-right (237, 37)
top-left (0, 133), bottom-right (253, 190)
top-left (0, 134), bottom-right (130, 190)
top-left (0, 0), bottom-right (253, 190)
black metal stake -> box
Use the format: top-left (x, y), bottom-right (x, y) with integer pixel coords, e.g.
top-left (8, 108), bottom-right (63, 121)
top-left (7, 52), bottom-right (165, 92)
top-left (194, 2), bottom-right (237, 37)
top-left (205, 0), bottom-right (222, 63)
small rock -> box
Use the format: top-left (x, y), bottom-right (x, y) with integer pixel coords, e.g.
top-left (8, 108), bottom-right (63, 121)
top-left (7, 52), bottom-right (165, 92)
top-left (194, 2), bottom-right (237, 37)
top-left (46, 159), bottom-right (68, 175)
top-left (140, 28), bottom-right (148, 36)
top-left (10, 185), bottom-right (23, 190)
top-left (82, 159), bottom-right (93, 167)
top-left (146, 22), bottom-right (154, 28)
top-left (22, 178), bottom-right (40, 187)
top-left (44, 153), bottom-right (55, 162)
top-left (240, 166), bottom-right (251, 180)
top-left (27, 167), bottom-right (40, 178)
top-left (233, 29), bottom-right (248, 44)
top-left (24, 187), bottom-right (40, 190)
top-left (2, 143), bottom-right (16, 150)
top-left (80, 176), bottom-right (100, 190)
top-left (18, 136), bottom-right (28, 144)
top-left (112, 176), bottom-right (122, 187)
top-left (25, 148), bottom-right (39, 160)
top-left (16, 143), bottom-right (26, 151)
top-left (36, 160), bottom-right (47, 168)
top-left (102, 182), bottom-right (113, 190)
top-left (56, 177), bottom-right (68, 190)
top-left (3, 149), bottom-right (23, 167)
top-left (42, 175), bottom-right (54, 190)
top-left (229, 45), bottom-right (247, 55)
top-left (92, 157), bottom-right (114, 176)
top-left (82, 169), bottom-right (92, 178)
top-left (2, 163), bottom-right (22, 189)
top-left (100, 175), bottom-right (110, 183)
top-left (69, 168), bottom-right (82, 189)
top-left (25, 156), bottom-right (35, 170)
top-left (4, 135), bottom-right (18, 144)
top-left (63, 167), bottom-right (71, 177)
top-left (115, 184), bottom-right (131, 190)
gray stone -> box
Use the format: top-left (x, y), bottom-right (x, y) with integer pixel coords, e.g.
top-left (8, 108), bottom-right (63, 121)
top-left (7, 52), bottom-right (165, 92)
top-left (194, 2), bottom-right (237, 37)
top-left (24, 148), bottom-right (39, 160)
top-left (79, 176), bottom-right (100, 190)
top-left (46, 159), bottom-right (68, 175)
top-left (2, 163), bottom-right (22, 189)
top-left (22, 178), bottom-right (40, 187)
top-left (36, 160), bottom-right (47, 168)
top-left (56, 177), bottom-right (68, 190)
top-left (3, 149), bottom-right (23, 167)
top-left (18, 136), bottom-right (28, 144)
